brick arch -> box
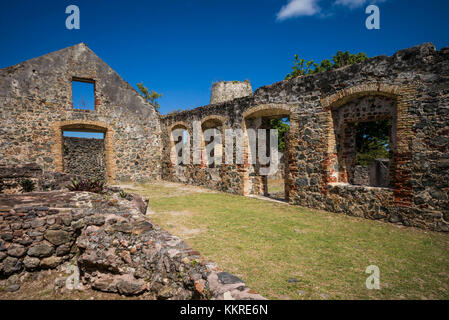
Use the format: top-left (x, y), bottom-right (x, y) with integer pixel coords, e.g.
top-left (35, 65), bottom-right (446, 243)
top-left (167, 121), bottom-right (191, 166)
top-left (321, 83), bottom-right (402, 111)
top-left (200, 115), bottom-right (227, 127)
top-left (200, 116), bottom-right (227, 168)
top-left (167, 121), bottom-right (190, 134)
top-left (51, 120), bottom-right (116, 183)
top-left (242, 104), bottom-right (293, 120)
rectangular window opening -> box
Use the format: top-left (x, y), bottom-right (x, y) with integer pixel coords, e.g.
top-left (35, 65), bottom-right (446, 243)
top-left (72, 79), bottom-right (95, 110)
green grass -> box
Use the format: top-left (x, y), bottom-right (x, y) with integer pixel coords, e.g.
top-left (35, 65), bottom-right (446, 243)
top-left (127, 182), bottom-right (449, 300)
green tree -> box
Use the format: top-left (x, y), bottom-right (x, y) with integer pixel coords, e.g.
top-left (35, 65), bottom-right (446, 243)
top-left (270, 118), bottom-right (290, 151)
top-left (354, 120), bottom-right (391, 166)
top-left (285, 51), bottom-right (369, 80)
top-left (137, 82), bottom-right (162, 110)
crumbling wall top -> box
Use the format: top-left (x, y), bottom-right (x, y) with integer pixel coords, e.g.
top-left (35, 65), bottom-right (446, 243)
top-left (210, 80), bottom-right (253, 104)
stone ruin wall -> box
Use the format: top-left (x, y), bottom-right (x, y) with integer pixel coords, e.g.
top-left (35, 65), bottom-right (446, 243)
top-left (0, 42), bottom-right (448, 234)
top-left (161, 43), bottom-right (449, 232)
top-left (63, 137), bottom-right (106, 181)
top-left (0, 163), bottom-right (82, 194)
top-left (0, 43), bottom-right (162, 184)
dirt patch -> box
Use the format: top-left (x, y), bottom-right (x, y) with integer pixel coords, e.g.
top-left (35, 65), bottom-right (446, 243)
top-left (177, 227), bottom-right (205, 239)
top-left (166, 210), bottom-right (193, 217)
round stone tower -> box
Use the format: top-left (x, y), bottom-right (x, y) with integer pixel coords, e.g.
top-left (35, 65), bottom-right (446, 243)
top-left (210, 81), bottom-right (253, 104)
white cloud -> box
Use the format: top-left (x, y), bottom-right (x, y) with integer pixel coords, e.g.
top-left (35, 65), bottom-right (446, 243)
top-left (276, 0), bottom-right (387, 21)
top-left (334, 0), bottom-right (385, 9)
top-left (276, 0), bottom-right (321, 21)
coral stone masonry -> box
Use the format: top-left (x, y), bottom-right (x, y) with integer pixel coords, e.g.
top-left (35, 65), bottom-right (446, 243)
top-left (1, 42), bottom-right (449, 234)
top-left (63, 137), bottom-right (106, 181)
top-left (210, 81), bottom-right (253, 104)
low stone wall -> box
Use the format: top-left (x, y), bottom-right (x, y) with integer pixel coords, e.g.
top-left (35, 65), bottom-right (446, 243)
top-left (63, 137), bottom-right (106, 181)
top-left (0, 163), bottom-right (81, 194)
top-left (323, 183), bottom-right (448, 232)
top-left (0, 189), bottom-right (264, 299)
top-left (353, 159), bottom-right (390, 187)
top-left (325, 183), bottom-right (395, 221)
top-left (0, 163), bottom-right (42, 194)
top-left (268, 152), bottom-right (285, 181)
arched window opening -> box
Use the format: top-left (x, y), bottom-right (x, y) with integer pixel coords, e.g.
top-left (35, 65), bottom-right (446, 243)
top-left (331, 95), bottom-right (397, 188)
top-left (201, 119), bottom-right (223, 168)
top-left (170, 124), bottom-right (190, 166)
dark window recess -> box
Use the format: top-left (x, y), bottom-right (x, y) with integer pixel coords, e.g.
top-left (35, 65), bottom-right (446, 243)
top-left (353, 119), bottom-right (391, 187)
top-left (355, 120), bottom-right (391, 166)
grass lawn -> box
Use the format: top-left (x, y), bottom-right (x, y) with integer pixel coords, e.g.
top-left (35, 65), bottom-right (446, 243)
top-left (125, 181), bottom-right (449, 300)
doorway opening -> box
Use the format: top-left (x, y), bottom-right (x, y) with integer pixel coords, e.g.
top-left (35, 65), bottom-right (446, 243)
top-left (243, 106), bottom-right (291, 202)
top-left (62, 130), bottom-right (106, 181)
top-left (265, 117), bottom-right (290, 201)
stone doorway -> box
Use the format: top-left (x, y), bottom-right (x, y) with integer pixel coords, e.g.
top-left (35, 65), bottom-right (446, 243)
top-left (62, 131), bottom-right (106, 181)
top-left (51, 121), bottom-right (116, 183)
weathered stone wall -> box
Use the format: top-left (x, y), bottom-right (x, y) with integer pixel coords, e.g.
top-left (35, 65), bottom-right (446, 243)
top-left (353, 159), bottom-right (389, 187)
top-left (63, 137), bottom-right (105, 180)
top-left (161, 43), bottom-right (449, 232)
top-left (0, 43), bottom-right (162, 183)
top-left (0, 163), bottom-right (43, 194)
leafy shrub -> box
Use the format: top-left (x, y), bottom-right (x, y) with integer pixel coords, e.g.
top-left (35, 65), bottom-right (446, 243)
top-left (119, 190), bottom-right (128, 199)
top-left (136, 82), bottom-right (162, 110)
top-left (68, 178), bottom-right (105, 194)
top-left (20, 179), bottom-right (36, 193)
top-left (285, 51), bottom-right (369, 80)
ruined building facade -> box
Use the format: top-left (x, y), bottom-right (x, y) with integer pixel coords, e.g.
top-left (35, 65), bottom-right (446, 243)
top-left (1, 43), bottom-right (448, 232)
top-left (0, 44), bottom-right (161, 183)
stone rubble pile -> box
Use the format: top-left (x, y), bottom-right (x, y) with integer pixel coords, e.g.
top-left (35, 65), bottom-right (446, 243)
top-left (0, 188), bottom-right (265, 300)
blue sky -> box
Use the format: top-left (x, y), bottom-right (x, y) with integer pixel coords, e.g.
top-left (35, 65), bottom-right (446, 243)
top-left (1, 0), bottom-right (448, 118)
top-left (72, 80), bottom-right (95, 110)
